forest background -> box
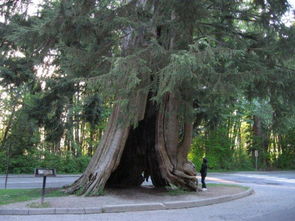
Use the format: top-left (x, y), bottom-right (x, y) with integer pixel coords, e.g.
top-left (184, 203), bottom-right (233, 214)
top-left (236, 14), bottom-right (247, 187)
top-left (1, 0), bottom-right (295, 175)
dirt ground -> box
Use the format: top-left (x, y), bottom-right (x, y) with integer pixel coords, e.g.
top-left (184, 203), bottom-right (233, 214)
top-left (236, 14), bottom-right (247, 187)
top-left (0, 185), bottom-right (247, 209)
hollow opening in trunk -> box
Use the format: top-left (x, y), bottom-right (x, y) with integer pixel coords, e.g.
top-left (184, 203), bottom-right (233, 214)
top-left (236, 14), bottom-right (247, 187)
top-left (106, 99), bottom-right (168, 188)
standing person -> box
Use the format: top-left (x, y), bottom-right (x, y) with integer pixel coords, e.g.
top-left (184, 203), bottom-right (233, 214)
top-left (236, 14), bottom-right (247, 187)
top-left (200, 158), bottom-right (208, 191)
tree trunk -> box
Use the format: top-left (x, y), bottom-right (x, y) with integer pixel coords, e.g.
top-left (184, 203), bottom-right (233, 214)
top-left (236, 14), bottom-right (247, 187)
top-left (88, 126), bottom-right (94, 156)
top-left (65, 102), bottom-right (131, 195)
top-left (74, 87), bottom-right (82, 157)
top-left (65, 92), bottom-right (197, 195)
top-left (253, 115), bottom-right (270, 168)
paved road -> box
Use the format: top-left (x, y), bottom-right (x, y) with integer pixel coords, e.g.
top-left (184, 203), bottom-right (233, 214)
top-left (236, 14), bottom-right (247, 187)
top-left (0, 175), bottom-right (79, 189)
top-left (3, 171), bottom-right (295, 189)
top-left (1, 171), bottom-right (295, 221)
top-left (205, 171), bottom-right (295, 187)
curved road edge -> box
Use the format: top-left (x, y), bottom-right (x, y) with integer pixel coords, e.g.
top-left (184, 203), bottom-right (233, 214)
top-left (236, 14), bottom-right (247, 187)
top-left (0, 187), bottom-right (254, 215)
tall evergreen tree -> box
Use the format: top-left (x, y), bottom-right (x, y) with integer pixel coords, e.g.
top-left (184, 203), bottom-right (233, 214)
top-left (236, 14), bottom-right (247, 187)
top-left (1, 0), bottom-right (294, 194)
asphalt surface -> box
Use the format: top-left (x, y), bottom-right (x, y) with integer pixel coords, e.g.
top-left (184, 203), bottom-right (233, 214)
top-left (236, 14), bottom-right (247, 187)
top-left (2, 171), bottom-right (295, 189)
top-left (0, 175), bottom-right (79, 189)
top-left (205, 171), bottom-right (295, 187)
top-left (1, 171), bottom-right (295, 221)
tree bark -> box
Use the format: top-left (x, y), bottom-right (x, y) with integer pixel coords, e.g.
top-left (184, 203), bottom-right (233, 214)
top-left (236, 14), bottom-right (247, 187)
top-left (65, 102), bottom-right (131, 195)
top-left (65, 92), bottom-right (197, 195)
top-left (154, 94), bottom-right (196, 190)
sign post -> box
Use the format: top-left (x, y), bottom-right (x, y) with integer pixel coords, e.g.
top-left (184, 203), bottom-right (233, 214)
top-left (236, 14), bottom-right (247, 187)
top-left (34, 168), bottom-right (56, 204)
top-left (254, 150), bottom-right (258, 170)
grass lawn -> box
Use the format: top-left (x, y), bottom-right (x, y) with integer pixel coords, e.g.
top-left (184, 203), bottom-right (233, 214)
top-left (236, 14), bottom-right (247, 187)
top-left (165, 183), bottom-right (249, 195)
top-left (0, 188), bottom-right (68, 205)
top-left (0, 184), bottom-right (249, 205)
top-left (207, 183), bottom-right (250, 190)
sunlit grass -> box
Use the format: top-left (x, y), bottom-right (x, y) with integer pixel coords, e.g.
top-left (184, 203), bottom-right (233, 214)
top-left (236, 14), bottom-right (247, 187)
top-left (207, 183), bottom-right (249, 190)
top-left (0, 188), bottom-right (68, 205)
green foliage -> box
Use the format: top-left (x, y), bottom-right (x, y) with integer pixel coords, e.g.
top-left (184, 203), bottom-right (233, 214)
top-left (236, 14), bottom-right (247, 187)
top-left (205, 129), bottom-right (233, 170)
top-left (82, 94), bottom-right (103, 129)
top-left (6, 108), bottom-right (41, 156)
top-left (87, 187), bottom-right (105, 196)
top-left (0, 149), bottom-right (91, 174)
top-left (37, 151), bottom-right (91, 174)
top-left (0, 151), bottom-right (6, 172)
top-left (251, 100), bottom-right (274, 127)
top-left (190, 127), bottom-right (252, 171)
top-left (74, 187), bottom-right (85, 196)
top-left (189, 136), bottom-right (205, 171)
top-left (166, 185), bottom-right (190, 196)
top-left (190, 128), bottom-right (227, 170)
top-left (1, 0), bottom-right (295, 174)
top-left (232, 148), bottom-right (253, 170)
top-left (278, 153), bottom-right (295, 169)
top-left (277, 128), bottom-right (295, 169)
top-left (0, 57), bottom-right (35, 87)
top-left (207, 183), bottom-right (250, 190)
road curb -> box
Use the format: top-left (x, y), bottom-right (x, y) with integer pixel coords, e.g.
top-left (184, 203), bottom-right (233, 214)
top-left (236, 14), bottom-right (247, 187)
top-left (0, 187), bottom-right (254, 215)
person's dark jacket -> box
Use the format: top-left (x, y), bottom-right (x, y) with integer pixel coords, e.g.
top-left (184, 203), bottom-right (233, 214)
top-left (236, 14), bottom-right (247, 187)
top-left (200, 159), bottom-right (208, 177)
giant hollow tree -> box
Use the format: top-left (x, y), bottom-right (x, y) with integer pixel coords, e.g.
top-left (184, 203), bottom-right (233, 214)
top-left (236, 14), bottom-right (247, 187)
top-left (66, 0), bottom-right (202, 194)
top-left (1, 0), bottom-right (292, 195)
top-left (64, 0), bottom-right (292, 195)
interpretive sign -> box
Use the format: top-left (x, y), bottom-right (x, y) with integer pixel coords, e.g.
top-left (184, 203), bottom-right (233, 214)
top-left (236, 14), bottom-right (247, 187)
top-left (254, 150), bottom-right (258, 170)
top-left (34, 168), bottom-right (56, 203)
top-left (35, 168), bottom-right (56, 177)
top-left (254, 150), bottom-right (258, 157)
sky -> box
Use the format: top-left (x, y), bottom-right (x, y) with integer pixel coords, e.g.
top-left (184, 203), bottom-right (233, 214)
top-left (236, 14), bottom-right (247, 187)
top-left (284, 0), bottom-right (295, 25)
top-left (288, 0), bottom-right (295, 7)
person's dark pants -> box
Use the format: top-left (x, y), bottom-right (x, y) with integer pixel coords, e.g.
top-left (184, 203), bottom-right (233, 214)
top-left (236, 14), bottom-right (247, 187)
top-left (201, 175), bottom-right (206, 188)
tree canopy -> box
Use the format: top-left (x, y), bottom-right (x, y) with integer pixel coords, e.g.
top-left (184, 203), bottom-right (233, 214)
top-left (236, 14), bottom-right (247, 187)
top-left (1, 0), bottom-right (295, 193)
